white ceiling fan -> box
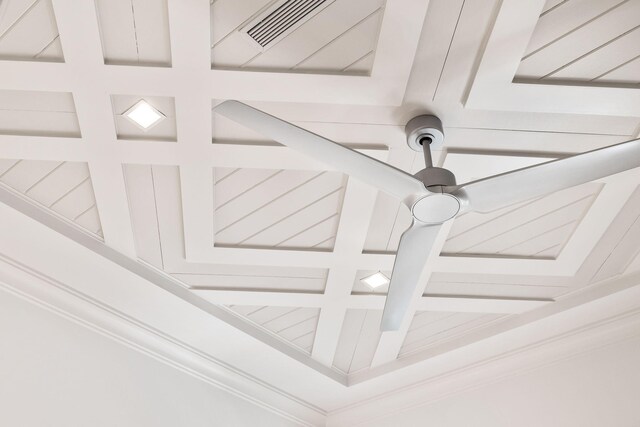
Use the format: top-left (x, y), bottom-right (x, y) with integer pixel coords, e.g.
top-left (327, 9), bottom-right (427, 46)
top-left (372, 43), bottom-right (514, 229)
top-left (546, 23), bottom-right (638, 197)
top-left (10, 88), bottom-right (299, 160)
top-left (214, 100), bottom-right (640, 331)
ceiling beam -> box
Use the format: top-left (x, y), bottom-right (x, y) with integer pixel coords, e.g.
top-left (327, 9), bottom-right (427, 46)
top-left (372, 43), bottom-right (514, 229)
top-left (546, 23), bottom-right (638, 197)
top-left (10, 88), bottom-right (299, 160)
top-left (167, 0), bottom-right (218, 257)
top-left (311, 178), bottom-right (378, 366)
top-left (52, 0), bottom-right (136, 256)
top-left (193, 290), bottom-right (325, 308)
top-left (0, 135), bottom-right (388, 169)
top-left (192, 288), bottom-right (551, 313)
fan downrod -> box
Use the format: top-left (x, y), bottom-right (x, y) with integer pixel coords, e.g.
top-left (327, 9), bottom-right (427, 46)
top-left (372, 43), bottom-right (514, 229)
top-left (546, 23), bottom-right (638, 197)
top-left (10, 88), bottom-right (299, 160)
top-left (405, 115), bottom-right (456, 187)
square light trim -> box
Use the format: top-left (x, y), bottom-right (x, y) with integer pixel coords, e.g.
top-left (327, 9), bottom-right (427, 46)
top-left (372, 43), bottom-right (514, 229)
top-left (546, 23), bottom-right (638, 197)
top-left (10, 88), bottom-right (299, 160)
top-left (361, 271), bottom-right (390, 289)
top-left (123, 100), bottom-right (165, 130)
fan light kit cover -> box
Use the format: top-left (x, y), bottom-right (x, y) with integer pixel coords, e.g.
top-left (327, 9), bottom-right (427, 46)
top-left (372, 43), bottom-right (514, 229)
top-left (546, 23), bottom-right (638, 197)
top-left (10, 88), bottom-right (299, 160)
top-left (214, 100), bottom-right (640, 332)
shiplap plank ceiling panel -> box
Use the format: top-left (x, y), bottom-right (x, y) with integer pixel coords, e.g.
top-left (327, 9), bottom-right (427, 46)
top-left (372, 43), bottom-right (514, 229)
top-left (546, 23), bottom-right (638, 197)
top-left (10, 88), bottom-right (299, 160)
top-left (111, 95), bottom-right (177, 141)
top-left (0, 159), bottom-right (102, 235)
top-left (213, 167), bottom-right (346, 250)
top-left (0, 0), bottom-right (63, 62)
top-left (0, 90), bottom-right (79, 137)
top-left (228, 306), bottom-right (320, 353)
top-left (442, 183), bottom-right (601, 259)
top-left (293, 9), bottom-right (382, 73)
top-left (517, 0), bottom-right (640, 83)
top-left (210, 0), bottom-right (385, 74)
top-left (428, 185), bottom-right (640, 302)
top-left (600, 57), bottom-right (640, 83)
top-left (398, 311), bottom-right (505, 357)
top-left (95, 0), bottom-right (172, 66)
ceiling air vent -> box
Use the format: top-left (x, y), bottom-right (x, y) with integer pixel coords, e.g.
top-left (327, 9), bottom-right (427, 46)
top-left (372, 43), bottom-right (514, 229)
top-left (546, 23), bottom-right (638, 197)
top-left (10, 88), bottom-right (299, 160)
top-left (242, 0), bottom-right (335, 49)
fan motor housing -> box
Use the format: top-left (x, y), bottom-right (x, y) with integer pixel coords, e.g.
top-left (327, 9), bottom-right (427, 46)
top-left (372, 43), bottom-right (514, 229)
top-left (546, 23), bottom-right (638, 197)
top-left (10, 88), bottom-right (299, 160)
top-left (414, 167), bottom-right (456, 188)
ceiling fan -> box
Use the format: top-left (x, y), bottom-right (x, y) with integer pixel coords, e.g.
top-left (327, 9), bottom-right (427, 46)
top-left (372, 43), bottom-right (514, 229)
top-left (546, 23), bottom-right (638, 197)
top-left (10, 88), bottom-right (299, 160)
top-left (214, 100), bottom-right (640, 332)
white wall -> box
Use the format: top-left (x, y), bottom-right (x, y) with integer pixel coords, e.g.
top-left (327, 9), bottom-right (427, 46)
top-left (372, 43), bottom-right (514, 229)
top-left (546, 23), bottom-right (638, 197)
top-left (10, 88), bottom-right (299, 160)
top-left (362, 335), bottom-right (640, 427)
top-left (0, 289), bottom-right (297, 427)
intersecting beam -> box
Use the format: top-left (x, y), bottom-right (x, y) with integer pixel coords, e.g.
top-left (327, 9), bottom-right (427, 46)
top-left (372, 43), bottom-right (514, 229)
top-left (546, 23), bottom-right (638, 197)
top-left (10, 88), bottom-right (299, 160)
top-left (0, 0), bottom-right (430, 106)
top-left (52, 0), bottom-right (136, 256)
top-left (311, 178), bottom-right (378, 366)
top-left (167, 246), bottom-right (565, 276)
top-left (0, 59), bottom-right (378, 103)
top-left (0, 135), bottom-right (387, 169)
top-left (465, 0), bottom-right (640, 116)
top-left (166, 0), bottom-right (217, 260)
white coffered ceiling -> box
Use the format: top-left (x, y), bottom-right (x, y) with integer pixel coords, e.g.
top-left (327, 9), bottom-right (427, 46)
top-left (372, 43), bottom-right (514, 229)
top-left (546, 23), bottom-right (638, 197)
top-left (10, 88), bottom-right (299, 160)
top-left (0, 0), bottom-right (639, 424)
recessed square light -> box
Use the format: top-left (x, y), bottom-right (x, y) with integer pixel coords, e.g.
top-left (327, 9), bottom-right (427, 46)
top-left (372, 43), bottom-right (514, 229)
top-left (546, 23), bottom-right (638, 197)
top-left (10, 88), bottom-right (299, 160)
top-left (123, 100), bottom-right (165, 131)
top-left (361, 271), bottom-right (390, 289)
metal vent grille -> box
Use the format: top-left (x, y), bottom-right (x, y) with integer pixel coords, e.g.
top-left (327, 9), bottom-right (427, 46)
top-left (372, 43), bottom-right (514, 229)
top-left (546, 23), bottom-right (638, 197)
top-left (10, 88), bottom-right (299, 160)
top-left (247, 0), bottom-right (329, 48)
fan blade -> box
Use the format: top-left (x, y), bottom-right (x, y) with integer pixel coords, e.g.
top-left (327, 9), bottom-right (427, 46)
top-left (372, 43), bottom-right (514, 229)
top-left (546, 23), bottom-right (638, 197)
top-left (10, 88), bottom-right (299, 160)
top-left (451, 138), bottom-right (640, 213)
top-left (381, 222), bottom-right (442, 331)
top-left (215, 100), bottom-right (426, 201)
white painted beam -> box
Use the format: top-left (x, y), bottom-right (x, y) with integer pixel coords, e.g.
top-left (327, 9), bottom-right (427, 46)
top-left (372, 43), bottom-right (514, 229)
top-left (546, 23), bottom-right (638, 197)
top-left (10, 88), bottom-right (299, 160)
top-left (52, 0), bottom-right (136, 256)
top-left (167, 0), bottom-right (217, 255)
top-left (311, 179), bottom-right (379, 366)
top-left (193, 290), bottom-right (325, 308)
top-left (0, 136), bottom-right (88, 161)
top-left (348, 294), bottom-right (551, 313)
top-left (179, 165), bottom-right (216, 259)
top-left (0, 135), bottom-right (388, 169)
top-left (193, 289), bottom-right (551, 313)
top-left (87, 158), bottom-right (136, 255)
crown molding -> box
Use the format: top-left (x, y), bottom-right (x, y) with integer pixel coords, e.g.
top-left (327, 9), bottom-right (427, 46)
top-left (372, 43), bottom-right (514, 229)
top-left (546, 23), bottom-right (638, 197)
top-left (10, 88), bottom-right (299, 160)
top-left (328, 283), bottom-right (640, 425)
top-left (0, 254), bottom-right (326, 427)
